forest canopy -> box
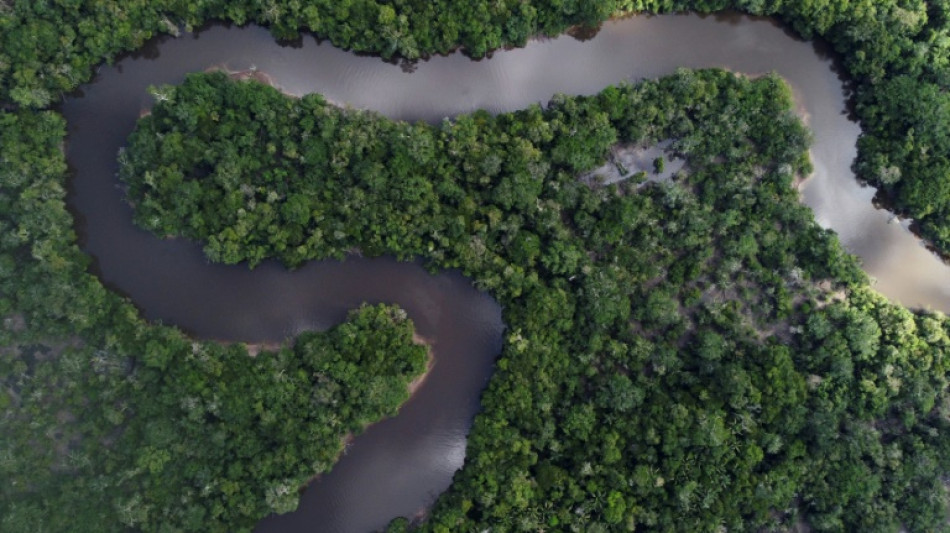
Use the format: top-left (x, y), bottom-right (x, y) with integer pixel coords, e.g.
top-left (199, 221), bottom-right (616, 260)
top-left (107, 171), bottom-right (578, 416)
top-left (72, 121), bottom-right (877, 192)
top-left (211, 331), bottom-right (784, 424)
top-left (3, 0), bottom-right (950, 256)
top-left (4, 1), bottom-right (950, 532)
top-left (114, 70), bottom-right (950, 531)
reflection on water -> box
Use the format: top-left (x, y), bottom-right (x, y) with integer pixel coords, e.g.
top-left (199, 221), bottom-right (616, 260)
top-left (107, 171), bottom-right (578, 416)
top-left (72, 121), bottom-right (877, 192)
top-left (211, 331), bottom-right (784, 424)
top-left (62, 11), bottom-right (950, 533)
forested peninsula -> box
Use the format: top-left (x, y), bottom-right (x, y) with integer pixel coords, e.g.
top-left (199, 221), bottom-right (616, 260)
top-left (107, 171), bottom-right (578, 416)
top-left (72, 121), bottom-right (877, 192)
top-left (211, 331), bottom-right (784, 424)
top-left (3, 1), bottom-right (950, 533)
top-left (4, 1), bottom-right (950, 255)
top-left (120, 69), bottom-right (950, 532)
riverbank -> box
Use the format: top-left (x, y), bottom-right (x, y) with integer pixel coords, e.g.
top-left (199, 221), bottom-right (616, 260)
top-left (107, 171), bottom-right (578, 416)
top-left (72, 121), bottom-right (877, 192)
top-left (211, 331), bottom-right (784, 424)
top-left (408, 332), bottom-right (435, 396)
top-left (208, 64), bottom-right (348, 109)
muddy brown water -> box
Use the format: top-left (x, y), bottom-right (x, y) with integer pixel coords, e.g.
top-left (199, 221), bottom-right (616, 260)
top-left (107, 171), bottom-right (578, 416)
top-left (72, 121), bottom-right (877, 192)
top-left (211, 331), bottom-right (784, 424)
top-left (60, 12), bottom-right (950, 533)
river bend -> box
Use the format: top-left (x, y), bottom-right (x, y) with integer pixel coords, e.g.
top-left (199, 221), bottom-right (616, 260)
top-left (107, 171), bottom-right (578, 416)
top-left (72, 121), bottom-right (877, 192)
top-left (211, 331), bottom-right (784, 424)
top-left (61, 12), bottom-right (950, 533)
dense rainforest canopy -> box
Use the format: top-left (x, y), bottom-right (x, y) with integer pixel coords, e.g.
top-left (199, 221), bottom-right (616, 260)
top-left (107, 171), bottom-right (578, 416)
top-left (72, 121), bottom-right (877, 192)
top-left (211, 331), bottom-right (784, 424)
top-left (118, 69), bottom-right (950, 532)
top-left (3, 0), bottom-right (950, 255)
top-left (3, 1), bottom-right (950, 532)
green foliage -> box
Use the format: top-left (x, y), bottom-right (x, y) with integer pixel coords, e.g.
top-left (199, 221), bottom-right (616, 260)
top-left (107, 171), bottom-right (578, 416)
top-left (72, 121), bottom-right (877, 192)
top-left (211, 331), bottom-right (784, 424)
top-left (4, 0), bottom-right (949, 256)
top-left (116, 71), bottom-right (950, 531)
top-left (6, 1), bottom-right (950, 531)
top-left (0, 131), bottom-right (429, 528)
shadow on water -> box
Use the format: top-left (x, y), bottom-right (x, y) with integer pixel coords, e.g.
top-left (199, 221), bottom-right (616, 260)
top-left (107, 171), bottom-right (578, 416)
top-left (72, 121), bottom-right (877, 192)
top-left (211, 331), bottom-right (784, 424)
top-left (810, 39), bottom-right (861, 121)
top-left (567, 24), bottom-right (604, 41)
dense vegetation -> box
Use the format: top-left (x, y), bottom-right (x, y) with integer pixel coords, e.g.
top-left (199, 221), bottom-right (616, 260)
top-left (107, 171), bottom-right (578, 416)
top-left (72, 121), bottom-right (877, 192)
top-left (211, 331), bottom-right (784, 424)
top-left (3, 1), bottom-right (950, 254)
top-left (4, 1), bottom-right (950, 532)
top-left (117, 70), bottom-right (950, 532)
top-left (0, 145), bottom-right (430, 532)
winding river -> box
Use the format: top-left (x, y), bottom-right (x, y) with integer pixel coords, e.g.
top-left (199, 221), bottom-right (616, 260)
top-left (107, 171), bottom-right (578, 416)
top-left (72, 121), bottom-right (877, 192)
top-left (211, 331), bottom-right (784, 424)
top-left (61, 11), bottom-right (950, 533)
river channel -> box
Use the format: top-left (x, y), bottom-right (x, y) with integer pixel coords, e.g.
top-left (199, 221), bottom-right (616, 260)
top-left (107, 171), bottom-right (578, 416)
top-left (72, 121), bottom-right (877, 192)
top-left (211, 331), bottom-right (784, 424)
top-left (61, 11), bottom-right (950, 533)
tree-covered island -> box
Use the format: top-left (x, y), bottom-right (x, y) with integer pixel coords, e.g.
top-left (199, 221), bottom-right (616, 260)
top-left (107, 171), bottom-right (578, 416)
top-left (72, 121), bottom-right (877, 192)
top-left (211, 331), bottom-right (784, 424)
top-left (4, 1), bottom-right (950, 532)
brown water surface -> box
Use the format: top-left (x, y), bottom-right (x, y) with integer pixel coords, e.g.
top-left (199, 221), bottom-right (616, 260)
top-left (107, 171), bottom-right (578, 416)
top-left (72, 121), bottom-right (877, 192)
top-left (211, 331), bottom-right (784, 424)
top-left (61, 12), bottom-right (950, 533)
